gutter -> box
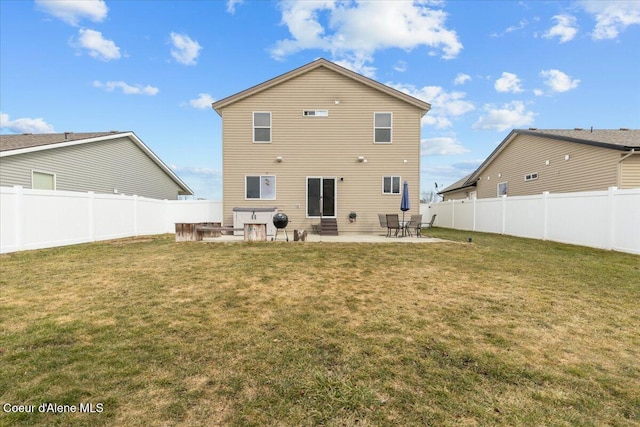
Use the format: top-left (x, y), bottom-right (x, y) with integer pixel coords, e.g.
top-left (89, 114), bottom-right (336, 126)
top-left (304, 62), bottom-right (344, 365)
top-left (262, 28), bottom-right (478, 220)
top-left (619, 148), bottom-right (637, 162)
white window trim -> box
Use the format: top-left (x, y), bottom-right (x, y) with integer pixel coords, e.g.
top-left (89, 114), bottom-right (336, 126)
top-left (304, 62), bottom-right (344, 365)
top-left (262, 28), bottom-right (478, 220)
top-left (303, 110), bottom-right (328, 117)
top-left (524, 172), bottom-right (539, 182)
top-left (497, 181), bottom-right (508, 197)
top-left (382, 175), bottom-right (401, 195)
top-left (373, 112), bottom-right (393, 144)
top-left (31, 170), bottom-right (56, 190)
top-left (245, 175), bottom-right (276, 200)
top-left (253, 111), bottom-right (271, 143)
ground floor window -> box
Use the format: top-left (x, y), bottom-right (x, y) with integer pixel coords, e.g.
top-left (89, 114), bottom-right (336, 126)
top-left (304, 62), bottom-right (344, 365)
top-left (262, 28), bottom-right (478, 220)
top-left (32, 171), bottom-right (56, 190)
top-left (382, 176), bottom-right (401, 194)
top-left (246, 175), bottom-right (276, 200)
top-left (497, 182), bottom-right (508, 197)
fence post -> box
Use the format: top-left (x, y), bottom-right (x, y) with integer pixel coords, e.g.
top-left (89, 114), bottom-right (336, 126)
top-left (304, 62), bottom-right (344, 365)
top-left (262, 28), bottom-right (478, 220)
top-left (88, 191), bottom-right (95, 242)
top-left (472, 197), bottom-right (477, 231)
top-left (14, 186), bottom-right (23, 251)
top-left (542, 191), bottom-right (549, 241)
top-left (133, 195), bottom-right (139, 237)
top-left (501, 196), bottom-right (507, 234)
top-left (450, 199), bottom-right (455, 228)
top-left (607, 186), bottom-right (617, 251)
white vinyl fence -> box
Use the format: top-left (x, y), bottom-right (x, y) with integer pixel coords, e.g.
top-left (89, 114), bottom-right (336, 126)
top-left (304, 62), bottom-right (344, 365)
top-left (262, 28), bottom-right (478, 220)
top-left (420, 187), bottom-right (640, 255)
top-left (0, 186), bottom-right (222, 253)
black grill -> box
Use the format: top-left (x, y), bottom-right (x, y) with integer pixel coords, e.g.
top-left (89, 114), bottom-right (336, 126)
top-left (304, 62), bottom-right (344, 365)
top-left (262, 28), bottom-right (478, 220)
top-left (273, 213), bottom-right (288, 229)
top-left (273, 213), bottom-right (289, 241)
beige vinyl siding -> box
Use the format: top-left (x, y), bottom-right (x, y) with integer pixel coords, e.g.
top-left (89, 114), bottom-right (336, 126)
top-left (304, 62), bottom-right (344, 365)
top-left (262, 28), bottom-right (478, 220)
top-left (620, 154), bottom-right (640, 189)
top-left (220, 66), bottom-right (422, 233)
top-left (443, 190), bottom-right (472, 201)
top-left (475, 134), bottom-right (621, 198)
top-left (0, 137), bottom-right (183, 199)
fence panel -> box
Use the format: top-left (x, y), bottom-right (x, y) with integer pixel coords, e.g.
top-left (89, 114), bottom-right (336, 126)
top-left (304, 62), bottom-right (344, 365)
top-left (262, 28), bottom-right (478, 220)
top-left (21, 190), bottom-right (91, 250)
top-left (452, 200), bottom-right (474, 230)
top-left (546, 191), bottom-right (609, 249)
top-left (612, 189), bottom-right (640, 253)
top-left (504, 195), bottom-right (544, 239)
top-left (426, 187), bottom-right (639, 255)
top-left (475, 198), bottom-right (503, 234)
top-left (0, 186), bottom-right (223, 253)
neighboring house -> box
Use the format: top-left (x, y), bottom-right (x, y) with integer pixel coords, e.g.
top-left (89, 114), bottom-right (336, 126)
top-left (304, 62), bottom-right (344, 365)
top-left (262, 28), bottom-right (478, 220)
top-left (212, 58), bottom-right (431, 234)
top-left (0, 131), bottom-right (193, 200)
top-left (440, 128), bottom-right (640, 201)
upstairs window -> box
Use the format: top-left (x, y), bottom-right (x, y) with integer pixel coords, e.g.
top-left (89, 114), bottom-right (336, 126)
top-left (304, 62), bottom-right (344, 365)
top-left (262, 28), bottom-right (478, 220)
top-left (374, 112), bottom-right (392, 143)
top-left (253, 112), bottom-right (271, 143)
top-left (524, 172), bottom-right (539, 182)
top-left (246, 175), bottom-right (276, 200)
top-left (383, 176), bottom-right (401, 194)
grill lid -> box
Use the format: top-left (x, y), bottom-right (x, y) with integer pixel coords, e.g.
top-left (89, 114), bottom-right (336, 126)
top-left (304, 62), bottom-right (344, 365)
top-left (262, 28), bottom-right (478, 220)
top-left (273, 213), bottom-right (288, 229)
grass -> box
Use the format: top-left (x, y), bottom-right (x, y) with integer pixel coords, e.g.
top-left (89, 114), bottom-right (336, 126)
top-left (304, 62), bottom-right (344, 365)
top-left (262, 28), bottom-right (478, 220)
top-left (1, 230), bottom-right (639, 426)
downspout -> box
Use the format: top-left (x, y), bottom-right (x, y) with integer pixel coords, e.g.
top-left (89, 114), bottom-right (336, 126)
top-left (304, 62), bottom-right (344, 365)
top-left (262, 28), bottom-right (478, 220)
top-left (617, 149), bottom-right (637, 188)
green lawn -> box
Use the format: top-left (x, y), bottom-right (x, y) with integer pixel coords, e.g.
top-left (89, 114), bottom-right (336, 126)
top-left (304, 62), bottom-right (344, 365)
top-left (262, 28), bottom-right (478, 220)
top-left (1, 230), bottom-right (639, 426)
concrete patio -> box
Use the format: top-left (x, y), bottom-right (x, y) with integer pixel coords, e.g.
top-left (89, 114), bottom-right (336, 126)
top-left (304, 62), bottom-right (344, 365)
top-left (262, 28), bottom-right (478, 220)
top-left (203, 232), bottom-right (448, 244)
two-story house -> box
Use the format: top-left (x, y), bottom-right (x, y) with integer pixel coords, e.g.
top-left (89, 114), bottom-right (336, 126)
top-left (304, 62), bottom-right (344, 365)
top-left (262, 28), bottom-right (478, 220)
top-left (212, 58), bottom-right (431, 234)
top-left (440, 128), bottom-right (640, 201)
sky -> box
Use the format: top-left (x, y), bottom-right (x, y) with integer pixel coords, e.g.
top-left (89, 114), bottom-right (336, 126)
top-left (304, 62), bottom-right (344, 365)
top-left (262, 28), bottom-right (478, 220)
top-left (1, 0), bottom-right (639, 200)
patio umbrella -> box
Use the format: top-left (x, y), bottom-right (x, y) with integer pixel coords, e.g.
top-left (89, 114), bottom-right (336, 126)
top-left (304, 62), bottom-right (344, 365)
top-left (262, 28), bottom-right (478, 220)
top-left (400, 180), bottom-right (411, 225)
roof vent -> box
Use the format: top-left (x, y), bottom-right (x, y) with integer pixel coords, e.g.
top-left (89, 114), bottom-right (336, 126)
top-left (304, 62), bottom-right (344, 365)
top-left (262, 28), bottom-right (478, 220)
top-left (110, 130), bottom-right (119, 133)
top-left (620, 128), bottom-right (629, 131)
top-left (64, 132), bottom-right (73, 140)
top-left (574, 128), bottom-right (583, 131)
top-left (528, 127), bottom-right (537, 130)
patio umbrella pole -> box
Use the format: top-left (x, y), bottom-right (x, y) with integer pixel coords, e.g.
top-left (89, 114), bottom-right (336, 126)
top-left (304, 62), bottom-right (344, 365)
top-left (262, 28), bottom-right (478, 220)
top-left (400, 180), bottom-right (411, 237)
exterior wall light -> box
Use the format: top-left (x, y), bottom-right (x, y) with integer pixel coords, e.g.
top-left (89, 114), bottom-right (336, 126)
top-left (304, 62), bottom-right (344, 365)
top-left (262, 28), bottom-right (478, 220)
top-left (276, 156), bottom-right (283, 162)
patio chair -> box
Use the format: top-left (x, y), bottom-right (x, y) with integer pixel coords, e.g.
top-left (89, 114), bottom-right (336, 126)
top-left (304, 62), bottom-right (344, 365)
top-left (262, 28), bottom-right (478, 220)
top-left (405, 214), bottom-right (423, 237)
top-left (378, 213), bottom-right (387, 235)
top-left (421, 214), bottom-right (437, 231)
top-left (385, 214), bottom-right (402, 237)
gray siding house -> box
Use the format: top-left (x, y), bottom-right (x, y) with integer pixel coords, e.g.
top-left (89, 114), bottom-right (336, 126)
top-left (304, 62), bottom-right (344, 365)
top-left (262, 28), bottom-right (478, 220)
top-left (440, 128), bottom-right (640, 200)
top-left (0, 131), bottom-right (192, 200)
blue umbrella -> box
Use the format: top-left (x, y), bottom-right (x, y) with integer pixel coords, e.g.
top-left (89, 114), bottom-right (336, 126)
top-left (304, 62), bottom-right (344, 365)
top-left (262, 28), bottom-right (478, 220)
top-left (400, 180), bottom-right (411, 226)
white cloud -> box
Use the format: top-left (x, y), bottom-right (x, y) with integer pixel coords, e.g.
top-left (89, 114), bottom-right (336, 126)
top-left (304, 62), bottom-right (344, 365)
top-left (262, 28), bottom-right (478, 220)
top-left (393, 60), bottom-right (407, 72)
top-left (270, 0), bottom-right (462, 76)
top-left (578, 0), bottom-right (640, 40)
top-left (543, 14), bottom-right (578, 43)
top-left (73, 29), bottom-right (121, 61)
top-left (472, 101), bottom-right (536, 132)
top-left (491, 19), bottom-right (529, 37)
top-left (494, 72), bottom-right (524, 93)
top-left (171, 165), bottom-right (222, 200)
top-left (170, 32), bottom-right (202, 66)
top-left (35, 0), bottom-right (108, 26)
top-left (0, 112), bottom-right (55, 133)
top-left (540, 69), bottom-right (580, 92)
top-left (421, 137), bottom-right (470, 156)
top-left (93, 81), bottom-right (159, 96)
top-left (226, 0), bottom-right (243, 14)
top-left (506, 19), bottom-right (528, 33)
top-left (388, 83), bottom-right (475, 129)
top-left (333, 52), bottom-right (377, 78)
top-left (453, 73), bottom-right (471, 85)
top-left (188, 93), bottom-right (216, 109)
